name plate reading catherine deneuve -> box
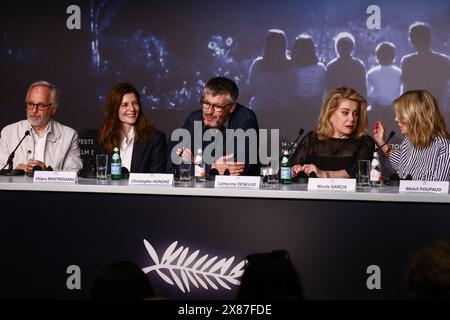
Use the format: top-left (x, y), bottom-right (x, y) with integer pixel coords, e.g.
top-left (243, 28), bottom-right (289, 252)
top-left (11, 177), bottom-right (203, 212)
top-left (128, 173), bottom-right (173, 186)
top-left (33, 171), bottom-right (77, 184)
top-left (399, 180), bottom-right (449, 194)
top-left (307, 178), bottom-right (356, 192)
top-left (215, 175), bottom-right (261, 190)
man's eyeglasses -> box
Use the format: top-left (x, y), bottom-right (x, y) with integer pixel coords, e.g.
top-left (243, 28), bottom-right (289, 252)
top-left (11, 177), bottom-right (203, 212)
top-left (201, 100), bottom-right (231, 113)
top-left (26, 102), bottom-right (53, 111)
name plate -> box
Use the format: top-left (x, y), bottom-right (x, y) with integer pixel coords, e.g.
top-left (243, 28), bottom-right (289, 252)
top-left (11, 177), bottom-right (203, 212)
top-left (129, 173), bottom-right (173, 186)
top-left (215, 176), bottom-right (261, 190)
top-left (307, 178), bottom-right (356, 192)
top-left (399, 180), bottom-right (449, 194)
top-left (33, 171), bottom-right (77, 184)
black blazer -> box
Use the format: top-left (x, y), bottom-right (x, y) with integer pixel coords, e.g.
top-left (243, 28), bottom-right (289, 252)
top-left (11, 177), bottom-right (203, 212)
top-left (100, 128), bottom-right (167, 173)
top-left (130, 128), bottom-right (167, 173)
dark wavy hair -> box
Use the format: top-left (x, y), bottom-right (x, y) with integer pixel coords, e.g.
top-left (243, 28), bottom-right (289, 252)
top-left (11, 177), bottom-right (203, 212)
top-left (291, 34), bottom-right (319, 68)
top-left (98, 82), bottom-right (153, 152)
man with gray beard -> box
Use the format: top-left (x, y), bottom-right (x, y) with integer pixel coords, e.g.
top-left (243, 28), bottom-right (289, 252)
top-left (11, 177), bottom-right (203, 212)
top-left (0, 81), bottom-right (82, 175)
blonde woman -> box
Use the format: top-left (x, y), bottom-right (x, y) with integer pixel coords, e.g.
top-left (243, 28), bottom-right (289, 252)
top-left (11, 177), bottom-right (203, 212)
top-left (292, 87), bottom-right (374, 178)
top-left (373, 90), bottom-right (450, 181)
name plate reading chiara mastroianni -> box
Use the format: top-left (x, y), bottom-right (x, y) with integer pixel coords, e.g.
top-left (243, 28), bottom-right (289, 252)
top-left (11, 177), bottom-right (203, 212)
top-left (307, 178), bottom-right (356, 192)
top-left (399, 180), bottom-right (449, 194)
top-left (128, 173), bottom-right (174, 186)
top-left (214, 175), bottom-right (261, 190)
top-left (33, 171), bottom-right (78, 184)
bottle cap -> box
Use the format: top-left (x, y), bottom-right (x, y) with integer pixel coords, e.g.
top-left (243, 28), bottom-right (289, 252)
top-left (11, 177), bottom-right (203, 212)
top-left (114, 147), bottom-right (119, 152)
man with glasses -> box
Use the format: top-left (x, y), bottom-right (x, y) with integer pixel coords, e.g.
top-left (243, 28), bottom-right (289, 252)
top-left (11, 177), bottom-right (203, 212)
top-left (169, 76), bottom-right (259, 176)
top-left (0, 80), bottom-right (82, 174)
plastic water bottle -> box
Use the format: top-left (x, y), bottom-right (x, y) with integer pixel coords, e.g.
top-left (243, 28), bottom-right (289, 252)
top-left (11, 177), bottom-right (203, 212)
top-left (280, 150), bottom-right (292, 184)
top-left (111, 147), bottom-right (122, 180)
top-left (370, 152), bottom-right (382, 187)
top-left (194, 148), bottom-right (206, 182)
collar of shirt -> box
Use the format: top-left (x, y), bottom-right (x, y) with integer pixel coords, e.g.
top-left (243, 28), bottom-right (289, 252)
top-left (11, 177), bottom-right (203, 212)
top-left (29, 119), bottom-right (52, 139)
top-left (120, 127), bottom-right (135, 171)
top-left (120, 127), bottom-right (135, 145)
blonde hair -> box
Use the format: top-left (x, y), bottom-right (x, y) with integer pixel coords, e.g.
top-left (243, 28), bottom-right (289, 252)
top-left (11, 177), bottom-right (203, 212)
top-left (315, 87), bottom-right (368, 140)
top-left (394, 90), bottom-right (449, 148)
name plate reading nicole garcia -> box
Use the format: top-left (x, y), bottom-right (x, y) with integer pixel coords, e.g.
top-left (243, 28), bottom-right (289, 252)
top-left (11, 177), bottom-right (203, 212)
top-left (214, 176), bottom-right (261, 190)
top-left (307, 178), bottom-right (356, 192)
top-left (399, 180), bottom-right (449, 194)
top-left (128, 173), bottom-right (173, 186)
top-left (33, 171), bottom-right (77, 184)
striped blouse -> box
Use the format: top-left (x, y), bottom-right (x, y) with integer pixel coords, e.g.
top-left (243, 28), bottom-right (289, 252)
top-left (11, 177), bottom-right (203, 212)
top-left (389, 136), bottom-right (450, 181)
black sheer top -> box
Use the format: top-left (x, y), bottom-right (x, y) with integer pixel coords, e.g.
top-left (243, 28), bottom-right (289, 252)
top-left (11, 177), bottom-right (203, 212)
top-left (291, 131), bottom-right (375, 178)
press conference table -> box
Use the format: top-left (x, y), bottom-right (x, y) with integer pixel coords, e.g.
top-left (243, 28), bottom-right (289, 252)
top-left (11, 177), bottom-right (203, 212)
top-left (1, 176), bottom-right (449, 299)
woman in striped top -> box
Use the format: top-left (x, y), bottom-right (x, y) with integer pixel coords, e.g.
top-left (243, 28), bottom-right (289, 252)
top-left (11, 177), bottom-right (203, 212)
top-left (373, 90), bottom-right (450, 181)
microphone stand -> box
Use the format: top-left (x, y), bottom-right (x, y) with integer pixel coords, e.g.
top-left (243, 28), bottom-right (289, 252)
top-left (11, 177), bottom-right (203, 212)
top-left (0, 130), bottom-right (30, 176)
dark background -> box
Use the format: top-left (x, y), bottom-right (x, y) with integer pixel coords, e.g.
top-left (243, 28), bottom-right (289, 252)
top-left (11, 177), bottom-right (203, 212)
top-left (1, 0), bottom-right (450, 144)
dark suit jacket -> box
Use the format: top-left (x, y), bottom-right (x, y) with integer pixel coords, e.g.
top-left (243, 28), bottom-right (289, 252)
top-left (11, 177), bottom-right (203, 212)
top-left (100, 128), bottom-right (167, 173)
top-left (168, 103), bottom-right (260, 175)
top-left (130, 128), bottom-right (167, 173)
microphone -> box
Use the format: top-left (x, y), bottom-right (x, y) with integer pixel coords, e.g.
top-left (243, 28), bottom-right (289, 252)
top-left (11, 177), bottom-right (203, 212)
top-left (0, 130), bottom-right (30, 176)
top-left (207, 168), bottom-right (219, 181)
top-left (308, 172), bottom-right (317, 178)
top-left (121, 167), bottom-right (130, 179)
top-left (375, 131), bottom-right (395, 151)
top-left (26, 165), bottom-right (42, 177)
top-left (295, 171), bottom-right (309, 184)
top-left (287, 128), bottom-right (305, 154)
top-left (224, 169), bottom-right (230, 176)
top-left (384, 173), bottom-right (412, 186)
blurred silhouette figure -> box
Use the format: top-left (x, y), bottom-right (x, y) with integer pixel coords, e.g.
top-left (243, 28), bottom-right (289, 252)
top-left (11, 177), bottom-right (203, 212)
top-left (407, 239), bottom-right (450, 300)
top-left (367, 42), bottom-right (401, 129)
top-left (290, 34), bottom-right (326, 129)
top-left (237, 250), bottom-right (304, 300)
top-left (326, 32), bottom-right (367, 98)
top-left (91, 261), bottom-right (155, 300)
top-left (247, 29), bottom-right (294, 111)
top-left (401, 22), bottom-right (450, 115)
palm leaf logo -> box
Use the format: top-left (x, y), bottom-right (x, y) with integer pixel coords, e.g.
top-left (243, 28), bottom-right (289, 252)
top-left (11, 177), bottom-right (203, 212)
top-left (142, 239), bottom-right (245, 293)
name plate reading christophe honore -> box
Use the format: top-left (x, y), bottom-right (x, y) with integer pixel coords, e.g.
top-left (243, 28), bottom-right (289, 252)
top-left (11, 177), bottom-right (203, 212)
top-left (307, 178), bottom-right (356, 192)
top-left (33, 171), bottom-right (77, 184)
top-left (214, 176), bottom-right (261, 190)
top-left (128, 173), bottom-right (173, 186)
top-left (399, 180), bottom-right (449, 195)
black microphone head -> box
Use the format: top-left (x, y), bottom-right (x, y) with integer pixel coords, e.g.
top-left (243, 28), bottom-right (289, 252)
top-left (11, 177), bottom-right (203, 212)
top-left (24, 130), bottom-right (30, 136)
top-left (295, 171), bottom-right (309, 183)
top-left (298, 128), bottom-right (304, 136)
top-left (121, 167), bottom-right (130, 179)
top-left (224, 169), bottom-right (230, 176)
top-left (33, 165), bottom-right (42, 172)
top-left (387, 173), bottom-right (400, 186)
top-left (388, 131), bottom-right (395, 139)
top-left (308, 172), bottom-right (317, 178)
top-left (405, 174), bottom-right (412, 180)
top-left (209, 168), bottom-right (219, 176)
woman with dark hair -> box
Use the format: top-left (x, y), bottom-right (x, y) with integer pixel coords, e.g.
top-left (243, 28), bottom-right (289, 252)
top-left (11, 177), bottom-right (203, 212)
top-left (290, 34), bottom-right (326, 123)
top-left (292, 87), bottom-right (374, 178)
top-left (247, 29), bottom-right (294, 111)
top-left (98, 82), bottom-right (166, 173)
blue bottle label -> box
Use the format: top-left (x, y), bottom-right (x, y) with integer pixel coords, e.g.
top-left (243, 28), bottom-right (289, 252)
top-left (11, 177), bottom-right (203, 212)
top-left (280, 167), bottom-right (291, 179)
top-left (111, 163), bottom-right (121, 175)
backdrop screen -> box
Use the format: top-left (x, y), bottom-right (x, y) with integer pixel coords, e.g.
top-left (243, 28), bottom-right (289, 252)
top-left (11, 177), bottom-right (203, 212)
top-left (1, 0), bottom-right (450, 143)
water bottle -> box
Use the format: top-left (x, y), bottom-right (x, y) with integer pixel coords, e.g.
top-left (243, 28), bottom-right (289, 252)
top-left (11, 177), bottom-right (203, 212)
top-left (370, 152), bottom-right (382, 187)
top-left (194, 148), bottom-right (206, 182)
top-left (280, 150), bottom-right (292, 184)
top-left (111, 147), bottom-right (122, 180)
